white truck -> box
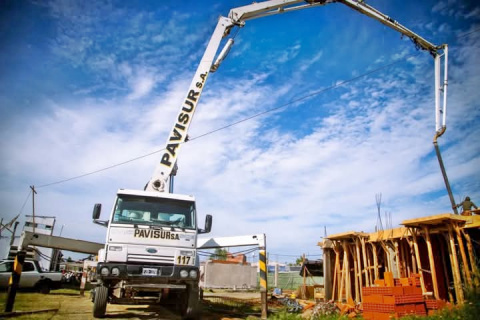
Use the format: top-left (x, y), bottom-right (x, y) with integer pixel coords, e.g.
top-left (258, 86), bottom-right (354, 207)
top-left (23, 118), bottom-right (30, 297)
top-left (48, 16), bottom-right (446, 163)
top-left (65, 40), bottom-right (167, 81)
top-left (0, 259), bottom-right (62, 294)
top-left (91, 0), bottom-right (448, 319)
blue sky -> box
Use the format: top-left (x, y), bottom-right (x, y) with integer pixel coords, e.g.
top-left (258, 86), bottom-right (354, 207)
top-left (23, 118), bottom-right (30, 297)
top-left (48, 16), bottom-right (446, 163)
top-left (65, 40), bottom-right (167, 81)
top-left (1, 0), bottom-right (479, 263)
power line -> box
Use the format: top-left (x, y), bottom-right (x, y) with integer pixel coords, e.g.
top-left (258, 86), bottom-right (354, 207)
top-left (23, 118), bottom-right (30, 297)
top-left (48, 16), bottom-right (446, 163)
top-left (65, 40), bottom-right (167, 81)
top-left (34, 27), bottom-right (480, 189)
top-left (35, 55), bottom-right (414, 189)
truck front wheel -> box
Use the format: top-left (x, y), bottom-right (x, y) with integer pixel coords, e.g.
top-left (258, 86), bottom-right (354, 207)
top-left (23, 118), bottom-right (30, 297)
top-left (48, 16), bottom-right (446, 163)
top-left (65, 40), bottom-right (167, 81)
top-left (93, 285), bottom-right (108, 318)
top-left (179, 284), bottom-right (200, 320)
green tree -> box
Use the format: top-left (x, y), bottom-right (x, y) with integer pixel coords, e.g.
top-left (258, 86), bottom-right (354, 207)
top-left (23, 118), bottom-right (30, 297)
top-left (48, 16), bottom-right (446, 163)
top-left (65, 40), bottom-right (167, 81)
top-left (295, 256), bottom-right (304, 266)
top-left (210, 248), bottom-right (228, 260)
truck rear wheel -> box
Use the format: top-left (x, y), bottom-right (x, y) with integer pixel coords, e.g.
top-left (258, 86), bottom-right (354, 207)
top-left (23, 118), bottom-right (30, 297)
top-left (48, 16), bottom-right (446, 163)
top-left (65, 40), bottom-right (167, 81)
top-left (93, 285), bottom-right (108, 318)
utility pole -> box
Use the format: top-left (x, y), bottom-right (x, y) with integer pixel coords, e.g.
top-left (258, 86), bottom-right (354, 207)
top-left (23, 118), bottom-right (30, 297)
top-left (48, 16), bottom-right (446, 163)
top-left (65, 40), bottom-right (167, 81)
top-left (30, 186), bottom-right (37, 233)
top-left (10, 222), bottom-right (19, 247)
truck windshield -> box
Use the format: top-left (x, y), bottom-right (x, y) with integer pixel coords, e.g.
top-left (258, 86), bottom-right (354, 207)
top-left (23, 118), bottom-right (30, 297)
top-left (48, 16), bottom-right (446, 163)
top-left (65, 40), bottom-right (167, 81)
top-left (112, 195), bottom-right (196, 229)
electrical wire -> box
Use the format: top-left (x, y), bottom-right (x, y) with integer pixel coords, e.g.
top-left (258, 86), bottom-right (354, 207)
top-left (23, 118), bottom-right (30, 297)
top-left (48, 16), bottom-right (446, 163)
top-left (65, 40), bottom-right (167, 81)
top-left (35, 55), bottom-right (415, 189)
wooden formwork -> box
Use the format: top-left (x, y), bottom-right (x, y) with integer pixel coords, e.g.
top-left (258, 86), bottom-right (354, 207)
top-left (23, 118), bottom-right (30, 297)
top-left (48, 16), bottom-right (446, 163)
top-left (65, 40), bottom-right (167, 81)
top-left (320, 213), bottom-right (480, 305)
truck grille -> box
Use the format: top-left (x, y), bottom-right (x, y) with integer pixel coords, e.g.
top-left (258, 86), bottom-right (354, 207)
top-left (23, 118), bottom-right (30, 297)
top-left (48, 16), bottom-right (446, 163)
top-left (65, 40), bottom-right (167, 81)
top-left (127, 253), bottom-right (174, 264)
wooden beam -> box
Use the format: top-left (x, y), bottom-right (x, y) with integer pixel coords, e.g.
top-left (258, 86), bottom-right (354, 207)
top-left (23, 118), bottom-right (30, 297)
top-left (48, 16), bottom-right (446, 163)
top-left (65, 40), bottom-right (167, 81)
top-left (423, 226), bottom-right (439, 299)
top-left (361, 238), bottom-right (370, 287)
top-left (400, 240), bottom-right (408, 277)
top-left (394, 240), bottom-right (402, 278)
top-left (332, 243), bottom-right (341, 301)
top-left (454, 224), bottom-right (472, 288)
top-left (339, 243), bottom-right (346, 302)
top-left (447, 224), bottom-right (464, 304)
top-left (355, 239), bottom-right (363, 301)
top-left (410, 228), bottom-right (426, 294)
top-left (439, 233), bottom-right (454, 303)
top-left (461, 229), bottom-right (479, 287)
top-left (370, 242), bottom-right (379, 280)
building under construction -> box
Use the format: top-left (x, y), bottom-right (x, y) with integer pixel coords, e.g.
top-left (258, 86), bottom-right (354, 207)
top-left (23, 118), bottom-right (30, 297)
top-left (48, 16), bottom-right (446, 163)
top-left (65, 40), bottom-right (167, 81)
top-left (320, 212), bottom-right (480, 312)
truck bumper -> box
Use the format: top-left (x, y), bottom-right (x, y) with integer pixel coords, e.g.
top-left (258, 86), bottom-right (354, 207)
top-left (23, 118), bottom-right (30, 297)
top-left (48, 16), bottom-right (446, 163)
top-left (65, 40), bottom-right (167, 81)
top-left (96, 262), bottom-right (199, 284)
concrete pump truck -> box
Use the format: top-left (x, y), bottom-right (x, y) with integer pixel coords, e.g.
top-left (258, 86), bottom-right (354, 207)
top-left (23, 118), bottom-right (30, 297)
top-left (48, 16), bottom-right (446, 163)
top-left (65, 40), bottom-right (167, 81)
top-left (91, 1), bottom-right (449, 318)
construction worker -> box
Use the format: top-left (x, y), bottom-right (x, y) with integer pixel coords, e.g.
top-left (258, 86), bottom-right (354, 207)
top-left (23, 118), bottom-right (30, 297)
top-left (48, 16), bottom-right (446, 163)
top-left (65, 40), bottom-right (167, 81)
top-left (455, 196), bottom-right (478, 216)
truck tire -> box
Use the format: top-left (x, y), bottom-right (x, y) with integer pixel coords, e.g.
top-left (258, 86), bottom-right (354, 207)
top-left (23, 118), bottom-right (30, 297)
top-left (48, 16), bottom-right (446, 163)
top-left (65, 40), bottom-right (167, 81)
top-left (37, 281), bottom-right (51, 294)
top-left (180, 285), bottom-right (200, 320)
top-left (93, 285), bottom-right (108, 318)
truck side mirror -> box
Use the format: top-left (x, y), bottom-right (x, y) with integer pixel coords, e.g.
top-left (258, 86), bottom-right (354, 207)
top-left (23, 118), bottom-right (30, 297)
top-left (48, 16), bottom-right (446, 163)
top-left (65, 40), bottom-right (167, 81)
top-left (92, 203), bottom-right (102, 220)
top-left (199, 214), bottom-right (212, 234)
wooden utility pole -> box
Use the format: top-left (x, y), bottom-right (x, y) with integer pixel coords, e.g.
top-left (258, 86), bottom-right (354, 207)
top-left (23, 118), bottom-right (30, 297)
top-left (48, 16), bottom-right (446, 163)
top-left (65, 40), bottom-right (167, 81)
top-left (30, 186), bottom-right (37, 233)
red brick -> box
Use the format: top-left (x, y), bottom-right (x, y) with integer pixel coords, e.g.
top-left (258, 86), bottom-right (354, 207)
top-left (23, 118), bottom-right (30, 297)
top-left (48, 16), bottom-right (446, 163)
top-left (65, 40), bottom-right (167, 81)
top-left (364, 294), bottom-right (384, 304)
top-left (384, 272), bottom-right (394, 287)
top-left (383, 296), bottom-right (395, 305)
top-left (375, 279), bottom-right (386, 287)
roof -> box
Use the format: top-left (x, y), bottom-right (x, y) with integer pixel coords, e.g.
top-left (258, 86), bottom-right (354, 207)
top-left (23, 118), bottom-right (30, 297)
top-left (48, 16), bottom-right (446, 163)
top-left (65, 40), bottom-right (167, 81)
top-left (401, 213), bottom-right (467, 227)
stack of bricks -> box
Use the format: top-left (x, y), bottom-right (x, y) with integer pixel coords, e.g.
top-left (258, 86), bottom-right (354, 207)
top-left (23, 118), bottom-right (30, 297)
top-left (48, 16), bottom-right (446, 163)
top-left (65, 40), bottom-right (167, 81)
top-left (362, 272), bottom-right (426, 320)
top-left (425, 298), bottom-right (447, 316)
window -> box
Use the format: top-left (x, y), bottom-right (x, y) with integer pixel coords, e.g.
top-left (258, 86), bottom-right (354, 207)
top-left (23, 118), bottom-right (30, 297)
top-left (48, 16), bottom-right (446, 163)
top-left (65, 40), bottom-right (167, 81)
top-left (0, 262), bottom-right (13, 273)
top-left (23, 262), bottom-right (35, 272)
top-left (111, 195), bottom-right (196, 229)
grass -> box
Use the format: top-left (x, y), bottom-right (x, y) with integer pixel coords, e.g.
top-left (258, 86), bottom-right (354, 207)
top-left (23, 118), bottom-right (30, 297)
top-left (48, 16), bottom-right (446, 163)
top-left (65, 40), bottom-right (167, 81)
top-left (0, 288), bottom-right (94, 319)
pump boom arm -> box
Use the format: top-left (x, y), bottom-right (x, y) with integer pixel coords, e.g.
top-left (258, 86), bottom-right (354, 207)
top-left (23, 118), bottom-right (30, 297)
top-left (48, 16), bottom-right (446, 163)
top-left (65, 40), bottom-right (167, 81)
top-left (146, 0), bottom-right (448, 194)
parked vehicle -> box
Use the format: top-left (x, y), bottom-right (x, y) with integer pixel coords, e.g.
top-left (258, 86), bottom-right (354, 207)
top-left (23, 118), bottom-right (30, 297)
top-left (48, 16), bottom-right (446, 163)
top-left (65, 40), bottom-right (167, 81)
top-left (0, 260), bottom-right (62, 294)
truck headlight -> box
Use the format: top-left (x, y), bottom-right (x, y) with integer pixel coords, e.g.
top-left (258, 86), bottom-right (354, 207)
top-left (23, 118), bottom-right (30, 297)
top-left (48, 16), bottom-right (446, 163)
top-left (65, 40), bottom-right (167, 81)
top-left (180, 270), bottom-right (188, 278)
top-left (189, 270), bottom-right (198, 278)
top-left (111, 267), bottom-right (120, 276)
top-left (100, 267), bottom-right (110, 276)
top-left (109, 246), bottom-right (123, 251)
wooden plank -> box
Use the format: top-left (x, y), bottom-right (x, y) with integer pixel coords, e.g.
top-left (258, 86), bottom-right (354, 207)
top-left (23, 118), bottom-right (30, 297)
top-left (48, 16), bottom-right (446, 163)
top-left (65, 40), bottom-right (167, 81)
top-left (355, 239), bottom-right (363, 302)
top-left (394, 240), bottom-right (402, 278)
top-left (423, 226), bottom-right (439, 299)
top-left (439, 233), bottom-right (454, 303)
top-left (407, 237), bottom-right (417, 274)
top-left (447, 224), bottom-right (464, 304)
top-left (402, 214), bottom-right (466, 227)
top-left (410, 228), bottom-right (426, 294)
top-left (371, 242), bottom-right (379, 280)
top-left (454, 224), bottom-right (472, 288)
top-left (361, 238), bottom-right (370, 287)
top-left (462, 230), bottom-right (479, 287)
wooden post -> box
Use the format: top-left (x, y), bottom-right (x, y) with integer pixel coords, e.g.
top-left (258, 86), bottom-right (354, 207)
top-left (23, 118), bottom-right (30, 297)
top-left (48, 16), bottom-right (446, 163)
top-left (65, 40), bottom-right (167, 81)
top-left (439, 234), bottom-right (454, 303)
top-left (447, 225), bottom-right (464, 304)
top-left (410, 228), bottom-right (426, 294)
top-left (355, 239), bottom-right (363, 301)
top-left (352, 247), bottom-right (359, 302)
top-left (394, 241), bottom-right (402, 278)
top-left (30, 186), bottom-right (37, 233)
top-left (339, 245), bottom-right (346, 302)
top-left (332, 243), bottom-right (340, 301)
top-left (371, 242), bottom-right (379, 281)
top-left (361, 238), bottom-right (370, 287)
top-left (302, 254), bottom-right (306, 299)
top-left (400, 240), bottom-right (408, 277)
top-left (423, 226), bottom-right (439, 299)
top-left (461, 230), bottom-right (479, 287)
top-left (341, 240), bottom-right (351, 302)
top-left (454, 225), bottom-right (472, 288)
top-left (407, 237), bottom-right (417, 274)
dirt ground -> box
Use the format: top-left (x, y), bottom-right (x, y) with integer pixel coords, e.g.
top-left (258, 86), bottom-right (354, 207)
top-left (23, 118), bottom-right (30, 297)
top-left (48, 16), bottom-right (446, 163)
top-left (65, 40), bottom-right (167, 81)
top-left (0, 289), bottom-right (266, 320)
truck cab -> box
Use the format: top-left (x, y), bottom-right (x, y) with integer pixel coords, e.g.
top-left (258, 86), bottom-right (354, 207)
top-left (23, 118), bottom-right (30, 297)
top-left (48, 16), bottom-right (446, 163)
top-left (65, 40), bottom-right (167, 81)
top-left (92, 189), bottom-right (211, 318)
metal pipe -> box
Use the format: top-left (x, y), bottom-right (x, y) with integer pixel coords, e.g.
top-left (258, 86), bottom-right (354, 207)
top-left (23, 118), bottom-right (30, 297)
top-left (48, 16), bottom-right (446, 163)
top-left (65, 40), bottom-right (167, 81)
top-left (433, 128), bottom-right (457, 214)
